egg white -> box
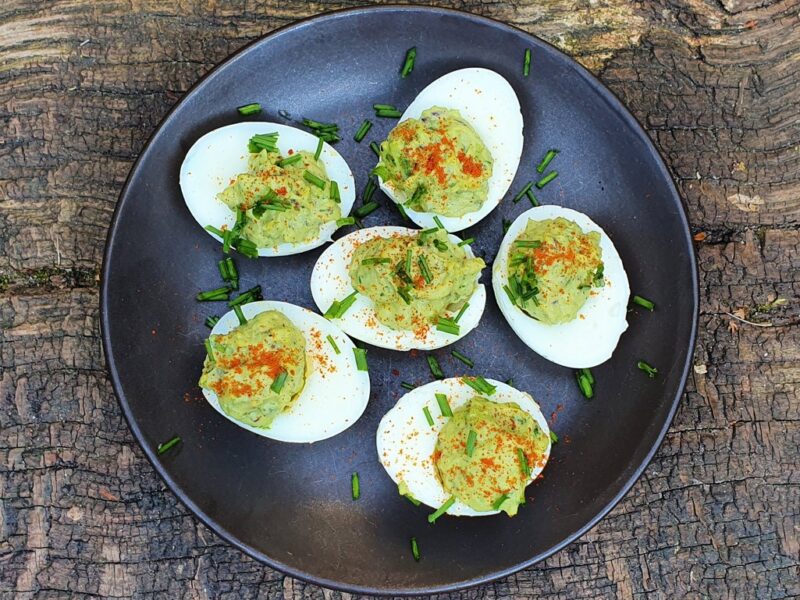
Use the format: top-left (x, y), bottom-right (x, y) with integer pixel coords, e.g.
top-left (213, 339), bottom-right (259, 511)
top-left (180, 122), bottom-right (356, 256)
top-left (202, 300), bottom-right (370, 443)
top-left (376, 378), bottom-right (551, 517)
top-left (376, 68), bottom-right (524, 232)
top-left (492, 206), bottom-right (630, 368)
top-left (309, 226), bottom-right (486, 351)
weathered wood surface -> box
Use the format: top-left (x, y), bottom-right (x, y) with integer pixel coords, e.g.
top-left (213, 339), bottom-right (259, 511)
top-left (1, 0), bottom-right (798, 597)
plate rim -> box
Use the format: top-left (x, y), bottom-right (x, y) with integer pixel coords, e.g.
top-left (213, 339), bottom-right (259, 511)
top-left (100, 4), bottom-right (699, 595)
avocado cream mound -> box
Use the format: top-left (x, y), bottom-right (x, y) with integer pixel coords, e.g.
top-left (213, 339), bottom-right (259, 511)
top-left (349, 229), bottom-right (484, 332)
top-left (199, 311), bottom-right (306, 429)
top-left (506, 217), bottom-right (604, 324)
top-left (374, 107), bottom-right (493, 217)
top-left (433, 396), bottom-right (549, 516)
top-left (218, 148), bottom-right (340, 248)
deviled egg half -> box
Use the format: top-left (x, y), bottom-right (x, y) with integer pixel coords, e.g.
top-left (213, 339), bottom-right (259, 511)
top-left (373, 68), bottom-right (524, 232)
top-left (310, 226), bottom-right (486, 351)
top-left (199, 301), bottom-right (369, 443)
top-left (492, 206), bottom-right (630, 368)
top-left (377, 378), bottom-right (551, 517)
top-left (180, 122), bottom-right (356, 256)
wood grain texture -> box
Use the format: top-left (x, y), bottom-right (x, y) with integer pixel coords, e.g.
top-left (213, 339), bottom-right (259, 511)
top-left (1, 0), bottom-right (798, 598)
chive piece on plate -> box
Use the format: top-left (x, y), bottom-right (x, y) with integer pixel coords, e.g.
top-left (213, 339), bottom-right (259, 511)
top-left (632, 294), bottom-right (655, 311)
top-left (462, 376), bottom-right (496, 395)
top-left (237, 102), bottom-right (262, 116)
top-left (303, 170), bottom-right (326, 189)
top-left (270, 370), bottom-right (288, 393)
top-left (353, 347), bottom-right (369, 371)
top-left (451, 349), bottom-right (474, 368)
top-left (435, 393), bottom-right (453, 417)
top-left (433, 216), bottom-right (444, 229)
top-left (436, 318), bottom-right (460, 335)
top-left (351, 472), bottom-right (360, 500)
top-left (466, 429), bottom-right (477, 457)
top-left (400, 47), bottom-right (416, 78)
top-left (536, 149), bottom-right (559, 173)
top-left (517, 448), bottom-right (531, 477)
top-left (422, 406), bottom-right (435, 426)
top-left (157, 436), bottom-right (181, 455)
top-left (326, 334), bottom-right (340, 354)
top-left (396, 203), bottom-right (409, 220)
top-left (233, 304), bottom-right (247, 325)
top-left (523, 48), bottom-right (532, 77)
top-left (492, 494), bottom-right (509, 511)
top-left (277, 154), bottom-right (303, 167)
top-left (204, 338), bottom-right (216, 363)
top-left (427, 355), bottom-right (444, 379)
top-left (427, 496), bottom-right (455, 523)
top-left (336, 216), bottom-right (355, 228)
top-left (454, 302), bottom-right (469, 323)
top-left (330, 180), bottom-right (341, 203)
top-left (418, 255), bottom-right (433, 283)
top-left (313, 137), bottom-right (323, 161)
top-left (535, 170), bottom-right (558, 189)
top-left (637, 360), bottom-right (659, 378)
top-left (334, 291), bottom-right (359, 317)
top-left (354, 119), bottom-right (373, 143)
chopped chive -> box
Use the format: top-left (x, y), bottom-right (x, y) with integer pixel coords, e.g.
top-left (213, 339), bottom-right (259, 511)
top-left (373, 103), bottom-right (398, 111)
top-left (303, 170), bottom-right (326, 189)
top-left (222, 229), bottom-right (233, 254)
top-left (277, 154), bottom-right (303, 167)
top-left (363, 178), bottom-right (377, 203)
top-left (403, 249), bottom-right (412, 276)
top-left (576, 371), bottom-right (594, 399)
top-left (218, 258), bottom-right (230, 281)
top-left (503, 284), bottom-right (517, 305)
top-left (420, 227), bottom-right (439, 239)
top-left (196, 286), bottom-right (231, 302)
top-left (361, 257), bottom-right (391, 266)
top-left (409, 186), bottom-right (426, 206)
top-left (400, 47), bottom-right (417, 78)
top-left (351, 472), bottom-right (360, 500)
top-left (514, 240), bottom-right (542, 248)
top-left (204, 315), bottom-right (220, 329)
top-left (506, 378), bottom-right (513, 386)
top-left (326, 334), bottom-right (341, 354)
top-left (457, 238), bottom-right (474, 247)
top-left (517, 448), bottom-right (530, 477)
top-left (261, 203), bottom-right (287, 212)
top-left (353, 347), bottom-right (369, 371)
top-left (354, 119), bottom-right (373, 143)
top-left (237, 102), bottom-right (262, 116)
top-left (550, 430), bottom-right (559, 443)
top-left (579, 368), bottom-right (595, 385)
top-left (228, 285), bottom-right (262, 307)
top-left (433, 239), bottom-right (449, 252)
top-left (396, 203), bottom-right (409, 220)
top-left (336, 216), bottom-right (356, 228)
top-left (433, 216), bottom-right (444, 229)
top-left (436, 319), bottom-right (460, 335)
top-left (335, 291), bottom-right (359, 317)
top-left (535, 171), bottom-right (558, 189)
top-left (523, 48), bottom-right (532, 77)
top-left (330, 180), bottom-right (341, 203)
top-left (204, 338), bottom-right (216, 362)
top-left (247, 132), bottom-right (279, 153)
top-left (204, 224), bottom-right (225, 237)
top-left (323, 300), bottom-right (341, 319)
top-left (454, 302), bottom-right (469, 323)
top-left (370, 141), bottom-right (380, 156)
top-left (536, 149), bottom-right (559, 174)
top-left (435, 393), bottom-right (453, 417)
top-left (410, 537), bottom-right (420, 561)
top-left (466, 429), bottom-right (477, 456)
top-left (513, 181), bottom-right (534, 202)
top-left (502, 219), bottom-right (511, 234)
top-left (451, 349), bottom-right (474, 368)
top-left (418, 255), bottom-right (432, 283)
top-left (270, 371), bottom-right (288, 393)
top-left (422, 406), bottom-right (435, 426)
top-left (427, 355), bottom-right (444, 379)
top-left (235, 238), bottom-right (259, 258)
top-left (462, 376), bottom-right (496, 395)
top-left (427, 496), bottom-right (455, 523)
top-left (233, 304), bottom-right (247, 325)
top-left (400, 381), bottom-right (416, 391)
top-left (375, 108), bottom-right (402, 118)
top-left (397, 286), bottom-right (412, 304)
top-left (492, 494), bottom-right (509, 511)
top-left (632, 295), bottom-right (655, 311)
top-left (157, 436), bottom-right (181, 455)
top-left (313, 137), bottom-right (324, 161)
top-left (526, 189), bottom-right (539, 206)
top-left (355, 201), bottom-right (379, 218)
top-left (637, 360), bottom-right (658, 378)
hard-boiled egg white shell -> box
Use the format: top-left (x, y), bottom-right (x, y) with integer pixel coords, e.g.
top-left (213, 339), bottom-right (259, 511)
top-left (376, 378), bottom-right (551, 517)
top-left (376, 68), bottom-right (524, 232)
top-left (180, 122), bottom-right (356, 256)
top-left (203, 300), bottom-right (370, 443)
top-left (492, 206), bottom-right (630, 368)
top-left (310, 226), bottom-right (486, 351)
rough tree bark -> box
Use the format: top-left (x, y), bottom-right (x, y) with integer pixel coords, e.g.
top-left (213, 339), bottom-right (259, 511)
top-left (0, 0), bottom-right (798, 598)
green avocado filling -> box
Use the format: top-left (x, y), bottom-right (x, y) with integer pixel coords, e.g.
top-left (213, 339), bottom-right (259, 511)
top-left (505, 217), bottom-right (604, 324)
top-left (433, 396), bottom-right (550, 516)
top-left (199, 311), bottom-right (306, 429)
top-left (348, 229), bottom-right (484, 332)
top-left (374, 107), bottom-right (493, 217)
top-left (218, 148), bottom-right (341, 248)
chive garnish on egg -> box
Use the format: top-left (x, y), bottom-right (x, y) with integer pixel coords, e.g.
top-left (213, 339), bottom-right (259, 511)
top-left (517, 448), bottom-right (530, 477)
top-left (454, 302), bottom-right (469, 323)
top-left (313, 137), bottom-right (324, 161)
top-left (353, 347), bottom-right (369, 371)
top-left (204, 339), bottom-right (216, 362)
top-left (466, 429), bottom-right (477, 456)
top-left (418, 255), bottom-right (433, 284)
top-left (422, 406), bottom-right (435, 427)
top-left (427, 496), bottom-right (455, 523)
top-left (462, 376), bottom-right (496, 395)
top-left (492, 494), bottom-right (509, 511)
top-left (329, 180), bottom-right (341, 203)
top-left (270, 371), bottom-right (288, 393)
top-left (457, 238), bottom-right (474, 247)
top-left (435, 393), bottom-right (453, 417)
top-left (233, 304), bottom-right (247, 325)
top-left (326, 334), bottom-right (340, 354)
top-left (277, 154), bottom-right (303, 168)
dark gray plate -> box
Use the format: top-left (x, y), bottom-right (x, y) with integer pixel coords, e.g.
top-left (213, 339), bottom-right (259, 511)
top-left (101, 6), bottom-right (698, 595)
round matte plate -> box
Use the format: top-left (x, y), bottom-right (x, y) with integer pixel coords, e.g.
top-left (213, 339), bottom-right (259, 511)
top-left (101, 6), bottom-right (697, 595)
